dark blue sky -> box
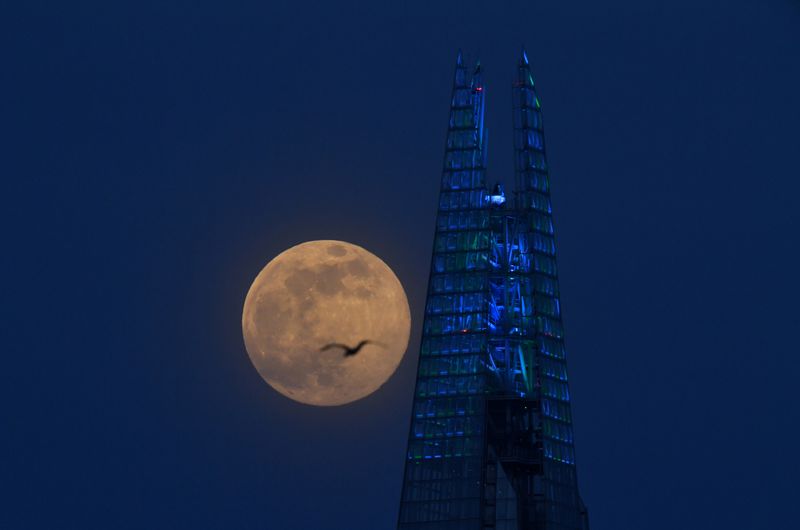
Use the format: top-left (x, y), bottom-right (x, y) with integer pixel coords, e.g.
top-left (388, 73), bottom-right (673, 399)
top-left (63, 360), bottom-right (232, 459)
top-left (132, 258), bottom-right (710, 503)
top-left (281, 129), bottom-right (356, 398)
top-left (4, 1), bottom-right (800, 528)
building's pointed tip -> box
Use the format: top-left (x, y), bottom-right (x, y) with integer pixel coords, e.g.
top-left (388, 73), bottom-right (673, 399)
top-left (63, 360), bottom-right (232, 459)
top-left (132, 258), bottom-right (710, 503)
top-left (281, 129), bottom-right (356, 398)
top-left (474, 59), bottom-right (482, 74)
top-left (520, 46), bottom-right (529, 66)
top-left (456, 49), bottom-right (463, 66)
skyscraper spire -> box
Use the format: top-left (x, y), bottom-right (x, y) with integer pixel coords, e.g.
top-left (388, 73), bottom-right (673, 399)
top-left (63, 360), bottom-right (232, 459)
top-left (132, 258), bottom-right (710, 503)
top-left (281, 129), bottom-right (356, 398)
top-left (513, 46), bottom-right (547, 210)
top-left (452, 49), bottom-right (469, 92)
top-left (442, 51), bottom-right (486, 194)
top-left (397, 51), bottom-right (589, 530)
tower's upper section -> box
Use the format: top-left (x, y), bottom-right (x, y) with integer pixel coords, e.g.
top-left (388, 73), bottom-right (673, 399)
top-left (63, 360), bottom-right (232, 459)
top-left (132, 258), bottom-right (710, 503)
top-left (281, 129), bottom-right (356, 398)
top-left (440, 52), bottom-right (488, 203)
top-left (440, 49), bottom-right (553, 215)
top-left (513, 47), bottom-right (551, 212)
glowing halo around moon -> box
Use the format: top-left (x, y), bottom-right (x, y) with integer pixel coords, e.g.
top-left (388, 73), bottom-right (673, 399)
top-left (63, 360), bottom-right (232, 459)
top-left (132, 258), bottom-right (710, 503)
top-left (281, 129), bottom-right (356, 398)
top-left (242, 240), bottom-right (411, 406)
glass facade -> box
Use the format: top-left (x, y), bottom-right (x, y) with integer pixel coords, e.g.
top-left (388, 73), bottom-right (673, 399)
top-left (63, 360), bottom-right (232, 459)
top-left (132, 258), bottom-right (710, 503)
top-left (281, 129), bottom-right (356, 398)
top-left (397, 50), bottom-right (589, 530)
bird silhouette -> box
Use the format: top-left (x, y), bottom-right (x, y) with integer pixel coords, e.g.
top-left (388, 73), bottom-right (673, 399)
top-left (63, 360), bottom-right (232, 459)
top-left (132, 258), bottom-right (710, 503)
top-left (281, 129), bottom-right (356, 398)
top-left (320, 340), bottom-right (382, 357)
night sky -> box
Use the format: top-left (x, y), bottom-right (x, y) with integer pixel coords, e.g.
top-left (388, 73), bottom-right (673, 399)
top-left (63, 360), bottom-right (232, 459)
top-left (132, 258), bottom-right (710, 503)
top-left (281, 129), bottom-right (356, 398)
top-left (4, 1), bottom-right (800, 528)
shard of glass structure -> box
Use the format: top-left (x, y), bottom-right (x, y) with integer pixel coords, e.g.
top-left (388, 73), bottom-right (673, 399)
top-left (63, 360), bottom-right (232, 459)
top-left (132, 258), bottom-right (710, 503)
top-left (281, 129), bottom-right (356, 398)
top-left (397, 50), bottom-right (590, 530)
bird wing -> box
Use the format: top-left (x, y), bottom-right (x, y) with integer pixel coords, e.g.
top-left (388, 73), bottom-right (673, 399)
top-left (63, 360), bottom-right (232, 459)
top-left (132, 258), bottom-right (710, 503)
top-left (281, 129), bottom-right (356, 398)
top-left (320, 343), bottom-right (349, 352)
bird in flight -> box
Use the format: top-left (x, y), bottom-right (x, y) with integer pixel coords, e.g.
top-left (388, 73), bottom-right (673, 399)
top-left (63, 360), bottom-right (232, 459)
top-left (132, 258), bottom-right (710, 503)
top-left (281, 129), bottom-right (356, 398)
top-left (320, 340), bottom-right (383, 357)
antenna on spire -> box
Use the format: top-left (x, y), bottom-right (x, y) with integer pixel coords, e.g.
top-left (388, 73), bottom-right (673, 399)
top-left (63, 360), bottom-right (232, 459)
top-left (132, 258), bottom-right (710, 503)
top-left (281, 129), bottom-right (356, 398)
top-left (456, 49), bottom-right (463, 67)
top-left (520, 46), bottom-right (529, 66)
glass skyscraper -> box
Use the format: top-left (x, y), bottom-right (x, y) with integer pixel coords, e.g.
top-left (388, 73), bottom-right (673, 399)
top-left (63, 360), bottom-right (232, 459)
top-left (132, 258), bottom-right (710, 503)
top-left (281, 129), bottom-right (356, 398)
top-left (396, 50), bottom-right (590, 530)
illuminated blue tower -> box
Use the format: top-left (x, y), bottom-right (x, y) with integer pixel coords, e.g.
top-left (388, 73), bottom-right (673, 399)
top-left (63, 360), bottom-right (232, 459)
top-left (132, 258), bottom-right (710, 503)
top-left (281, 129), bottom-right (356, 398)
top-left (397, 50), bottom-right (589, 530)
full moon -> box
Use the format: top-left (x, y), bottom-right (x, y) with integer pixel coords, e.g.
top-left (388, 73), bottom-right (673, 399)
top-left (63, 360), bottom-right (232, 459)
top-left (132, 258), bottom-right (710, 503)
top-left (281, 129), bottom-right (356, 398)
top-left (242, 240), bottom-right (411, 406)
